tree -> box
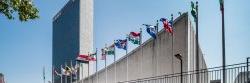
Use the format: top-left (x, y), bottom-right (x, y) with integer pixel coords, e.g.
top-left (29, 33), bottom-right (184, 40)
top-left (0, 0), bottom-right (39, 21)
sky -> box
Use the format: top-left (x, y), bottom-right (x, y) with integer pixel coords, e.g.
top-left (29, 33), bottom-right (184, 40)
top-left (0, 0), bottom-right (249, 83)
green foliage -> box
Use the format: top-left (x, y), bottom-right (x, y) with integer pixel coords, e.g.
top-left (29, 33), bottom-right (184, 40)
top-left (0, 0), bottom-right (39, 21)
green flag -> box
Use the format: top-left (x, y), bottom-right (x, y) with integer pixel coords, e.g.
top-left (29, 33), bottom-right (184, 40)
top-left (191, 1), bottom-right (197, 20)
top-left (106, 44), bottom-right (115, 55)
top-left (127, 32), bottom-right (140, 45)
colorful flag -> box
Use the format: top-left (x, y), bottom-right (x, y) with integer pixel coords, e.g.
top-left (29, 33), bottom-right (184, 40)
top-left (71, 64), bottom-right (78, 75)
top-left (219, 0), bottom-right (224, 11)
top-left (76, 54), bottom-right (89, 63)
top-left (61, 67), bottom-right (70, 76)
top-left (143, 24), bottom-right (156, 39)
top-left (65, 66), bottom-right (72, 74)
top-left (106, 44), bottom-right (115, 55)
top-left (127, 32), bottom-right (140, 45)
top-left (88, 52), bottom-right (97, 61)
top-left (54, 69), bottom-right (61, 76)
top-left (191, 1), bottom-right (197, 20)
top-left (160, 18), bottom-right (173, 34)
top-left (115, 39), bottom-right (127, 50)
top-left (101, 48), bottom-right (106, 60)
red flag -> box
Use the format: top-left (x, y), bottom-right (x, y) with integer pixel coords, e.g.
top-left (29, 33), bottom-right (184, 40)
top-left (130, 32), bottom-right (140, 37)
top-left (76, 54), bottom-right (89, 63)
top-left (160, 18), bottom-right (173, 34)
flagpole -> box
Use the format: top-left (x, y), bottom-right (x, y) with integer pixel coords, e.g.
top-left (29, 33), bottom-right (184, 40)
top-left (220, 0), bottom-right (226, 83)
top-left (171, 14), bottom-right (174, 74)
top-left (195, 1), bottom-right (200, 83)
top-left (75, 61), bottom-right (78, 83)
top-left (61, 65), bottom-right (63, 83)
top-left (87, 52), bottom-right (90, 83)
top-left (70, 61), bottom-right (73, 83)
top-left (139, 27), bottom-right (143, 77)
top-left (113, 41), bottom-right (117, 83)
top-left (155, 20), bottom-right (159, 76)
top-left (105, 44), bottom-right (107, 83)
top-left (95, 48), bottom-right (98, 83)
top-left (52, 66), bottom-right (54, 83)
top-left (43, 66), bottom-right (45, 83)
top-left (65, 62), bottom-right (68, 83)
top-left (126, 39), bottom-right (129, 81)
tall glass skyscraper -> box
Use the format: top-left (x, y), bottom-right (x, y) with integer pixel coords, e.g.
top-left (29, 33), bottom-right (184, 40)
top-left (52, 0), bottom-right (93, 83)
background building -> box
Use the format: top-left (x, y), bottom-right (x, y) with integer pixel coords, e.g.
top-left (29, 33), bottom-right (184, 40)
top-left (52, 0), bottom-right (93, 83)
top-left (79, 13), bottom-right (207, 83)
top-left (0, 73), bottom-right (5, 83)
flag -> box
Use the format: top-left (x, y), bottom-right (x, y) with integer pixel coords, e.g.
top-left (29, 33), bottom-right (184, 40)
top-left (101, 48), bottom-right (106, 60)
top-left (87, 56), bottom-right (97, 61)
top-left (65, 66), bottom-right (72, 74)
top-left (54, 69), bottom-right (61, 76)
top-left (88, 52), bottom-right (97, 61)
top-left (76, 54), bottom-right (89, 63)
top-left (106, 44), bottom-right (115, 55)
top-left (219, 0), bottom-right (224, 11)
top-left (115, 39), bottom-right (127, 50)
top-left (160, 18), bottom-right (173, 34)
top-left (61, 67), bottom-right (70, 76)
top-left (71, 64), bottom-right (79, 75)
top-left (127, 32), bottom-right (140, 45)
top-left (143, 24), bottom-right (156, 39)
top-left (191, 1), bottom-right (197, 20)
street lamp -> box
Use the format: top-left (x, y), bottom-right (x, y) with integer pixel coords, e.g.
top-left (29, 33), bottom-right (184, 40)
top-left (175, 54), bottom-right (183, 83)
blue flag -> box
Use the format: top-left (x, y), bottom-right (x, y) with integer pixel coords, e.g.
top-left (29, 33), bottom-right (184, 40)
top-left (143, 24), bottom-right (156, 39)
top-left (114, 39), bottom-right (127, 50)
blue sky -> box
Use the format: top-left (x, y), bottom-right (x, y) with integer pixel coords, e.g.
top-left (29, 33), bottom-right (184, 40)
top-left (0, 0), bottom-right (249, 83)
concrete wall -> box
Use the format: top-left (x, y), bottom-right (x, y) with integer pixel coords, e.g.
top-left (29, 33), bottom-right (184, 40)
top-left (79, 13), bottom-right (207, 83)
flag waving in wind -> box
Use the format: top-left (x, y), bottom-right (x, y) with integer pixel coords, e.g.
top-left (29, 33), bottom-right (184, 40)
top-left (127, 32), bottom-right (141, 45)
top-left (106, 44), bottom-right (115, 55)
top-left (114, 39), bottom-right (127, 50)
top-left (101, 48), bottom-right (106, 60)
top-left (76, 54), bottom-right (89, 63)
top-left (88, 52), bottom-right (97, 61)
top-left (160, 18), bottom-right (173, 34)
top-left (143, 24), bottom-right (156, 39)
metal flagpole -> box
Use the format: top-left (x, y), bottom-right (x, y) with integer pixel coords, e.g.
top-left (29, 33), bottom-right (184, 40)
top-left (105, 44), bottom-right (107, 83)
top-left (139, 27), bottom-right (143, 78)
top-left (220, 0), bottom-right (226, 83)
top-left (171, 14), bottom-right (174, 74)
top-left (71, 61), bottom-right (73, 83)
top-left (126, 39), bottom-right (128, 81)
top-left (113, 41), bottom-right (117, 83)
top-left (65, 63), bottom-right (67, 83)
top-left (87, 52), bottom-right (90, 83)
top-left (61, 65), bottom-right (63, 83)
top-left (75, 61), bottom-right (78, 83)
top-left (95, 48), bottom-right (98, 83)
top-left (155, 20), bottom-right (159, 76)
top-left (195, 2), bottom-right (200, 83)
top-left (43, 66), bottom-right (46, 83)
top-left (52, 66), bottom-right (54, 83)
top-left (88, 61), bottom-right (90, 83)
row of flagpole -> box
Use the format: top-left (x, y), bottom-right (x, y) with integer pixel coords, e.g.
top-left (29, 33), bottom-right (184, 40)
top-left (51, 13), bottom-right (175, 83)
top-left (50, 0), bottom-right (227, 83)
